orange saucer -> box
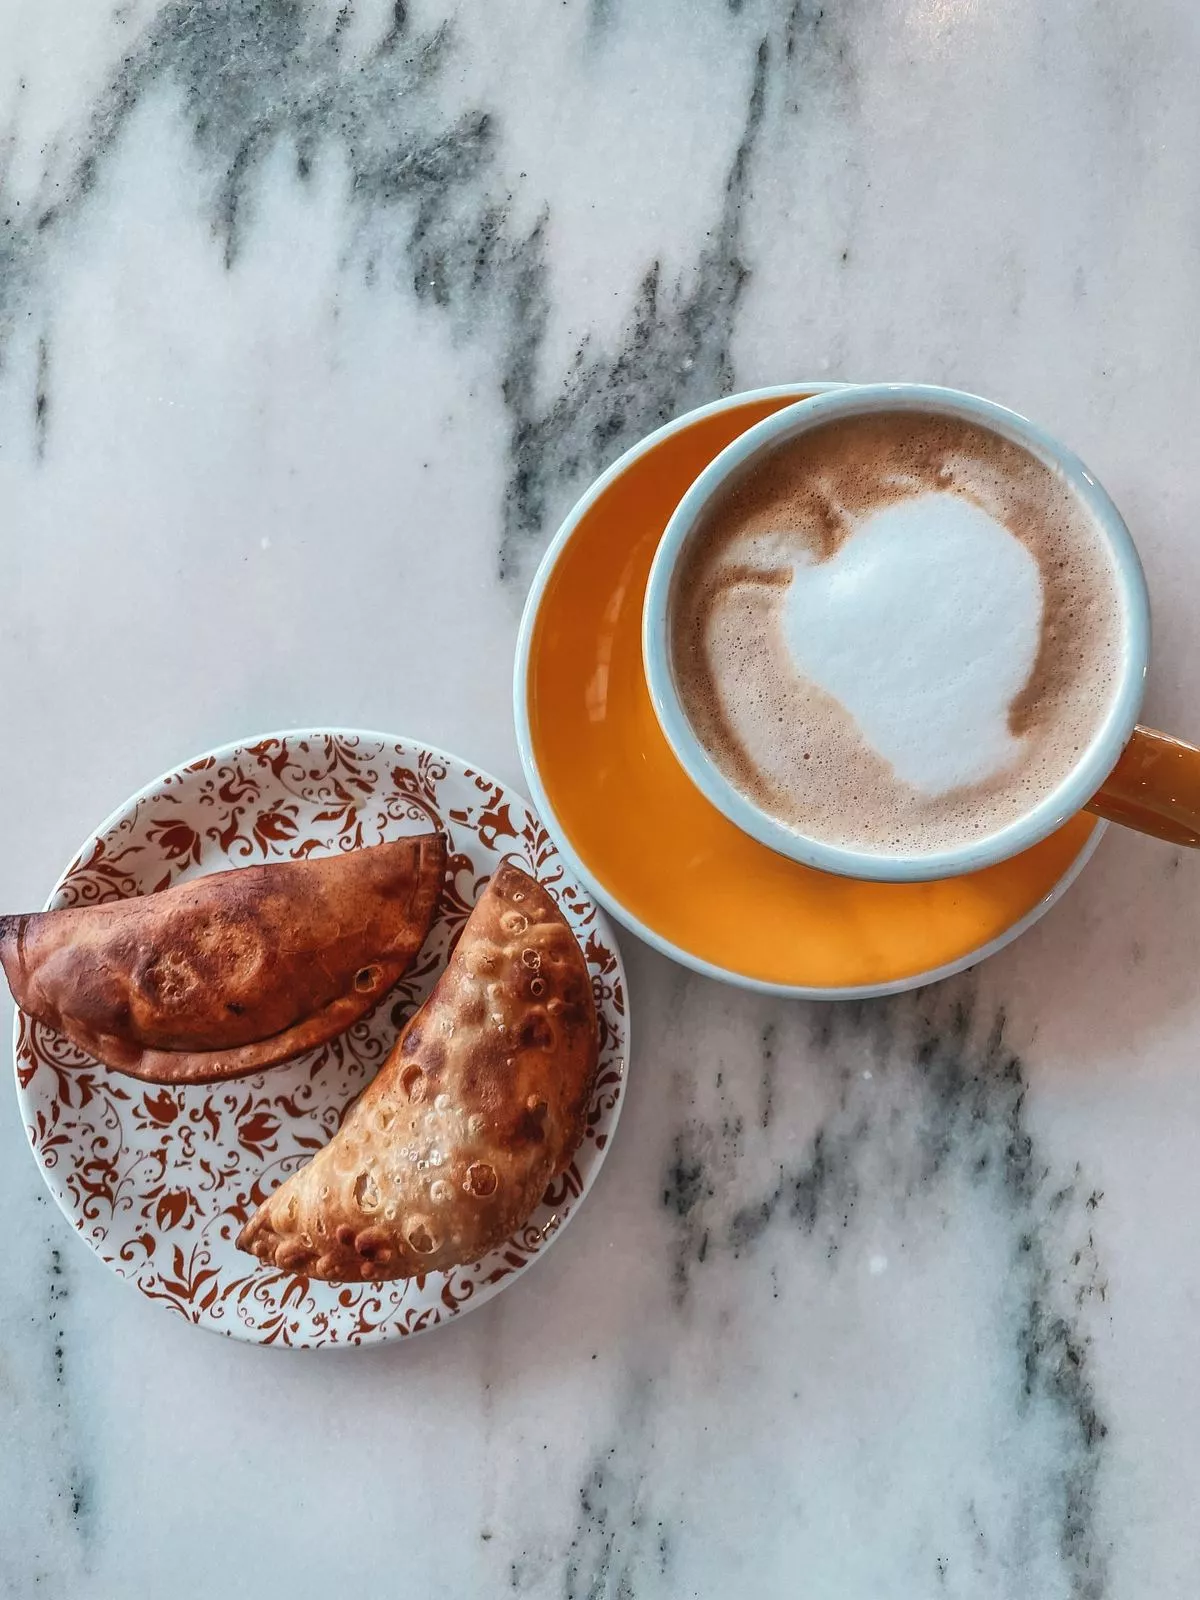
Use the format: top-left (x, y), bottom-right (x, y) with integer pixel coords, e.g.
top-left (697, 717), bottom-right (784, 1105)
top-left (514, 386), bottom-right (1102, 996)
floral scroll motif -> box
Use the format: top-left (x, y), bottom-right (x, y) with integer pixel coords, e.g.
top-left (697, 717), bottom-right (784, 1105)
top-left (16, 732), bottom-right (627, 1348)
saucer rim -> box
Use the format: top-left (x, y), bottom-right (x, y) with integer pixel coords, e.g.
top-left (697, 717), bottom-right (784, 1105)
top-left (513, 384), bottom-right (1106, 999)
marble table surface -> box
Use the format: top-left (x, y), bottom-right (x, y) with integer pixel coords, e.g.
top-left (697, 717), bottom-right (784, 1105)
top-left (3, 2), bottom-right (1200, 1596)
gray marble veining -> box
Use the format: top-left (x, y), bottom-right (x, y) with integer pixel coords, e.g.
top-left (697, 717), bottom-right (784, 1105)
top-left (3, 2), bottom-right (1200, 1596)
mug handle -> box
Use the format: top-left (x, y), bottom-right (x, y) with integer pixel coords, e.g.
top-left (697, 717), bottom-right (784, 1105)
top-left (1086, 726), bottom-right (1200, 846)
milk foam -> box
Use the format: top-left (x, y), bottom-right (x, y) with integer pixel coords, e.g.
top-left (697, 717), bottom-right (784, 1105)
top-left (781, 493), bottom-right (1042, 794)
top-left (668, 409), bottom-right (1125, 856)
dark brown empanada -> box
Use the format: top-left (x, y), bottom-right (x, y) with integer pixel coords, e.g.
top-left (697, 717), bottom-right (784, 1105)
top-left (0, 834), bottom-right (446, 1085)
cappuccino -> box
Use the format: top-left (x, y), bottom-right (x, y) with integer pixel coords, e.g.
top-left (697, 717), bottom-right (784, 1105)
top-left (668, 410), bottom-right (1125, 856)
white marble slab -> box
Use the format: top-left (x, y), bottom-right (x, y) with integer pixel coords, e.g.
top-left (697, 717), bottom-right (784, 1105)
top-left (3, 2), bottom-right (1200, 1595)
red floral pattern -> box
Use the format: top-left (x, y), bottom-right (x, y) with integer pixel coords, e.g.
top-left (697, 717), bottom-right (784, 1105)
top-left (14, 731), bottom-right (627, 1348)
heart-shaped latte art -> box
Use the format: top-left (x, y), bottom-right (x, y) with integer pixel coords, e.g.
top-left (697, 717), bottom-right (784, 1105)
top-left (781, 491), bottom-right (1043, 795)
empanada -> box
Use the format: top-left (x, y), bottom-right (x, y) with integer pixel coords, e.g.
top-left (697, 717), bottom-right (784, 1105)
top-left (238, 863), bottom-right (599, 1280)
top-left (1, 834), bottom-right (446, 1085)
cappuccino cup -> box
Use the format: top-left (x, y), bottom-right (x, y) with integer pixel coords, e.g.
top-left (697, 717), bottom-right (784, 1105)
top-left (643, 384), bottom-right (1200, 882)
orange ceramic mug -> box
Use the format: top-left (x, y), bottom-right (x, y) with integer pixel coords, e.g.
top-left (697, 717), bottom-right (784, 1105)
top-left (643, 384), bottom-right (1200, 882)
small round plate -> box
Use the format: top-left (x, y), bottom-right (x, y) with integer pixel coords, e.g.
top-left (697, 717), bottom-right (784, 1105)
top-left (515, 385), bottom-right (1103, 998)
top-left (14, 730), bottom-right (627, 1348)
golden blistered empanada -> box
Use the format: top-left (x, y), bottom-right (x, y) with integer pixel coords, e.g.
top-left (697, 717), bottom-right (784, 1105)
top-left (238, 862), bottom-right (599, 1280)
top-left (0, 834), bottom-right (446, 1085)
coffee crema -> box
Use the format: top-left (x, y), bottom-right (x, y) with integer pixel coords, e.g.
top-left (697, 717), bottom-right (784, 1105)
top-left (668, 410), bottom-right (1126, 856)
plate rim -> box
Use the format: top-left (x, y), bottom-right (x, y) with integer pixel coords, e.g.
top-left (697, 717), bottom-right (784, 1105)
top-left (13, 726), bottom-right (630, 1348)
top-left (512, 384), bottom-right (1106, 999)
